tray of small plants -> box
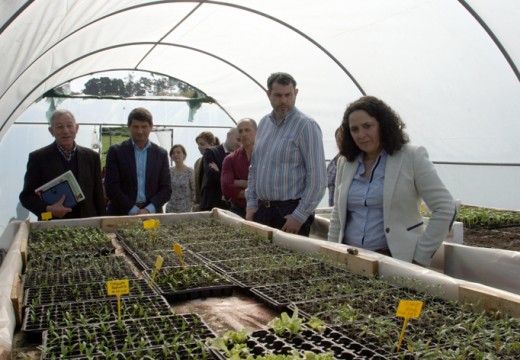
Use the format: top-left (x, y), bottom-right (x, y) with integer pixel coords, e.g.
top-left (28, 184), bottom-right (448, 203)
top-left (225, 261), bottom-right (350, 289)
top-left (23, 255), bottom-right (136, 288)
top-left (115, 219), bottom-right (269, 253)
top-left (40, 313), bottom-right (217, 359)
top-left (209, 253), bottom-right (319, 274)
top-left (287, 289), bottom-right (520, 359)
top-left (143, 264), bottom-right (235, 301)
top-left (194, 244), bottom-right (295, 263)
top-left (28, 226), bottom-right (114, 259)
top-left (24, 278), bottom-right (158, 308)
top-left (22, 293), bottom-right (173, 336)
top-left (250, 272), bottom-right (395, 311)
top-left (130, 248), bottom-right (204, 270)
top-left (182, 237), bottom-right (273, 254)
top-left (208, 308), bottom-right (386, 360)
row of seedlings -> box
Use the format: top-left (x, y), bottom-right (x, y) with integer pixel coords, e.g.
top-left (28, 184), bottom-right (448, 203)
top-left (115, 219), bottom-right (269, 300)
top-left (118, 219), bottom-right (389, 359)
top-left (209, 308), bottom-right (386, 359)
top-left (147, 219), bottom-right (520, 359)
top-left (286, 282), bottom-right (520, 359)
top-left (23, 225), bottom-right (217, 359)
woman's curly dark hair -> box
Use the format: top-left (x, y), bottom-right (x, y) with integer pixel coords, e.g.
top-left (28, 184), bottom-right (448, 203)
top-left (339, 96), bottom-right (409, 161)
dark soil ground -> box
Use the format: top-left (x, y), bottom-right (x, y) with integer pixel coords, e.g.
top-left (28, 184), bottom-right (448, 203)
top-left (463, 225), bottom-right (520, 251)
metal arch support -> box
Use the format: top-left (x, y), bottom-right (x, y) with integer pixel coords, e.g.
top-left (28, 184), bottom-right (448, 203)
top-left (1, 41), bottom-right (263, 133)
top-left (458, 0), bottom-right (520, 82)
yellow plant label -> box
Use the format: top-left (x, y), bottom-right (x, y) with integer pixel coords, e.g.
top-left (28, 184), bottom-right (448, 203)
top-left (155, 255), bottom-right (164, 271)
top-left (143, 219), bottom-right (159, 229)
top-left (149, 255), bottom-right (164, 288)
top-left (173, 243), bottom-right (185, 270)
top-left (41, 212), bottom-right (52, 220)
top-left (107, 279), bottom-right (130, 296)
top-left (173, 243), bottom-right (183, 256)
top-left (396, 300), bottom-right (423, 319)
top-left (396, 300), bottom-right (423, 351)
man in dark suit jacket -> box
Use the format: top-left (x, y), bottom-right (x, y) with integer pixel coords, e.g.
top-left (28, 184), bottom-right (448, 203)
top-left (200, 127), bottom-right (240, 211)
top-left (19, 109), bottom-right (106, 220)
top-left (104, 107), bottom-right (171, 216)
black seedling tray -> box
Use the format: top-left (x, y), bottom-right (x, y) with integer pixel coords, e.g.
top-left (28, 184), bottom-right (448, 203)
top-left (210, 324), bottom-right (385, 360)
top-left (23, 265), bottom-right (136, 289)
top-left (209, 254), bottom-right (316, 274)
top-left (131, 248), bottom-right (203, 270)
top-left (250, 274), bottom-right (393, 311)
top-left (225, 262), bottom-right (347, 289)
top-left (143, 265), bottom-right (235, 301)
top-left (24, 279), bottom-right (157, 308)
top-left (22, 294), bottom-right (172, 335)
top-left (184, 238), bottom-right (272, 253)
top-left (41, 313), bottom-right (216, 359)
top-left (195, 244), bottom-right (293, 262)
top-left (67, 344), bottom-right (216, 359)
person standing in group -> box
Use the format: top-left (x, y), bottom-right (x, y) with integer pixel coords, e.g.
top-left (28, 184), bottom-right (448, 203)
top-left (327, 127), bottom-right (341, 207)
top-left (19, 109), bottom-right (106, 220)
top-left (200, 127), bottom-right (241, 211)
top-left (166, 144), bottom-right (194, 213)
top-left (327, 96), bottom-right (456, 266)
top-left (192, 132), bottom-right (220, 211)
top-left (104, 107), bottom-right (171, 216)
top-left (246, 72), bottom-right (327, 236)
top-left (221, 118), bottom-right (257, 218)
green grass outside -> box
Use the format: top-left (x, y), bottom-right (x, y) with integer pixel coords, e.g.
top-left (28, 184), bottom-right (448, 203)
top-left (101, 128), bottom-right (128, 167)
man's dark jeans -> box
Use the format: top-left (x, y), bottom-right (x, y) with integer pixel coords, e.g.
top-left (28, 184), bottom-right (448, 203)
top-left (253, 202), bottom-right (314, 236)
top-left (230, 204), bottom-right (246, 218)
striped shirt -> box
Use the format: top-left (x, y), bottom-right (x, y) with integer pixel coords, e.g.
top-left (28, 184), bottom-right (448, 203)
top-left (246, 107), bottom-right (327, 223)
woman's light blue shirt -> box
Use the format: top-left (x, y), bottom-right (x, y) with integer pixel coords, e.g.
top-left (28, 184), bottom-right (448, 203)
top-left (343, 151), bottom-right (388, 251)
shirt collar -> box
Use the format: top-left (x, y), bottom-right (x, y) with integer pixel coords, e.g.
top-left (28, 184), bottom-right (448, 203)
top-left (356, 149), bottom-right (387, 164)
top-left (222, 143), bottom-right (233, 154)
top-left (131, 139), bottom-right (151, 151)
top-left (269, 106), bottom-right (298, 126)
top-left (55, 141), bottom-right (77, 161)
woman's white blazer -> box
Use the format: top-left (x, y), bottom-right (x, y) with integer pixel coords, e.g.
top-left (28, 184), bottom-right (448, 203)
top-left (327, 144), bottom-right (456, 266)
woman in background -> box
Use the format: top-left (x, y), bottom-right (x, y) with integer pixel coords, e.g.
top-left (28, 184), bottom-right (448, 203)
top-left (166, 144), bottom-right (194, 213)
top-left (328, 96), bottom-right (456, 266)
top-left (192, 132), bottom-right (220, 211)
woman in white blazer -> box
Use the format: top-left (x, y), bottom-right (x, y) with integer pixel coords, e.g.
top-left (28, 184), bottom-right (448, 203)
top-left (327, 96), bottom-right (456, 266)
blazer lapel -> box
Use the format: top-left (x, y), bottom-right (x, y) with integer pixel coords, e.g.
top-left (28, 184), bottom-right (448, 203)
top-left (124, 140), bottom-right (138, 187)
top-left (383, 149), bottom-right (404, 214)
top-left (145, 145), bottom-right (155, 191)
top-left (75, 146), bottom-right (86, 188)
top-left (48, 145), bottom-right (66, 175)
top-left (338, 159), bottom-right (357, 230)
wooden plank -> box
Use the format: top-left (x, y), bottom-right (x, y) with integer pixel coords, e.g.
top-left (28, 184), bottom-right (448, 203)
top-left (10, 273), bottom-right (23, 329)
top-left (459, 284), bottom-right (520, 318)
top-left (100, 216), bottom-right (142, 233)
top-left (20, 234), bottom-right (28, 271)
top-left (240, 220), bottom-right (273, 240)
top-left (211, 208), bottom-right (220, 220)
top-left (19, 220), bottom-right (31, 270)
top-left (319, 243), bottom-right (378, 277)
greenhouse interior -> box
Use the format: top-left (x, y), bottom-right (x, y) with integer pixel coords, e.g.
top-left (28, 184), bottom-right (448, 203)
top-left (1, 1), bottom-right (519, 359)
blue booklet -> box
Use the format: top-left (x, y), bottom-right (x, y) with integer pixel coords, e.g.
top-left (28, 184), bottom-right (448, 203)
top-left (40, 181), bottom-right (78, 208)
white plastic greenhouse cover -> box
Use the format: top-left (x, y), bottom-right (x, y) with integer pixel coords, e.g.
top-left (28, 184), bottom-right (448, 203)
top-left (0, 0), bottom-right (519, 232)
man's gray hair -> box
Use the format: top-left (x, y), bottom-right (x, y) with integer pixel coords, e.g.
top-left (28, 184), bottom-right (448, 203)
top-left (49, 109), bottom-right (76, 126)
